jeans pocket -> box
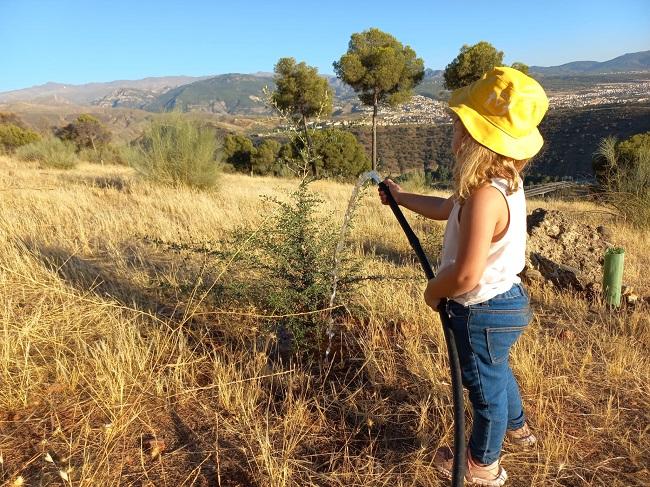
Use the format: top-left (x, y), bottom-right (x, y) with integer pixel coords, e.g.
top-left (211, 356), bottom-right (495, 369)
top-left (485, 326), bottom-right (526, 364)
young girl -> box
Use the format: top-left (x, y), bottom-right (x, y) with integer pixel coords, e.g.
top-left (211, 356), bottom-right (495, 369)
top-left (379, 66), bottom-right (548, 486)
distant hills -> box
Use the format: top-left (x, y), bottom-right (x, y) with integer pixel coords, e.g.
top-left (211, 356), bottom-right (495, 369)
top-left (0, 69), bottom-right (446, 115)
top-left (0, 76), bottom-right (211, 106)
top-left (1, 50), bottom-right (648, 114)
top-left (144, 74), bottom-right (272, 114)
top-left (530, 50), bottom-right (650, 75)
top-left (124, 70), bottom-right (442, 115)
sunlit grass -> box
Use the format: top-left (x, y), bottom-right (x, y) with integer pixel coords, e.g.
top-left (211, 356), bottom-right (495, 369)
top-left (0, 156), bottom-right (648, 486)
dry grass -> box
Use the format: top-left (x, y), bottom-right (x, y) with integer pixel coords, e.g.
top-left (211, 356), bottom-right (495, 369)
top-left (0, 156), bottom-right (648, 486)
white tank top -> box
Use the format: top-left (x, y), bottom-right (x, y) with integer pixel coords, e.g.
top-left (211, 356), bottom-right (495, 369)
top-left (439, 177), bottom-right (526, 306)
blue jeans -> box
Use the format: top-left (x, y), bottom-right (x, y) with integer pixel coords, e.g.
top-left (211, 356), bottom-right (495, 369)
top-left (445, 283), bottom-right (532, 465)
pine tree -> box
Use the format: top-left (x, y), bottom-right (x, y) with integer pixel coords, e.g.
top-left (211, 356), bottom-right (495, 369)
top-left (334, 28), bottom-right (424, 170)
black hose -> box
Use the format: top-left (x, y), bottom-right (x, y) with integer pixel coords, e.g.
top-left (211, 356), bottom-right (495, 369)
top-left (378, 181), bottom-right (466, 487)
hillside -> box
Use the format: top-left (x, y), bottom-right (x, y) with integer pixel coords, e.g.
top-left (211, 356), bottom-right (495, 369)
top-left (93, 88), bottom-right (161, 109)
top-left (535, 102), bottom-right (650, 177)
top-left (350, 123), bottom-right (453, 174)
top-left (348, 101), bottom-right (650, 179)
top-left (0, 159), bottom-right (647, 486)
top-left (531, 50), bottom-right (650, 75)
top-left (144, 73), bottom-right (273, 114)
top-left (0, 102), bottom-right (272, 141)
top-left (0, 75), bottom-right (211, 105)
top-left (414, 68), bottom-right (445, 99)
top-left (534, 71), bottom-right (650, 91)
top-left (142, 73), bottom-right (360, 115)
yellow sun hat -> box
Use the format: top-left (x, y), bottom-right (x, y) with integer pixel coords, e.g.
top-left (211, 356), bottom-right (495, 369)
top-left (448, 66), bottom-right (549, 160)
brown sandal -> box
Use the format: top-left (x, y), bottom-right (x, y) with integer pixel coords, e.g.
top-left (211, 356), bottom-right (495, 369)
top-left (506, 422), bottom-right (537, 448)
top-left (434, 447), bottom-right (508, 486)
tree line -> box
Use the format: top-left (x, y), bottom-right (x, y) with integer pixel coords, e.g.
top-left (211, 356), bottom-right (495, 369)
top-left (222, 130), bottom-right (370, 179)
top-left (1, 32), bottom-right (533, 184)
top-left (272, 32), bottom-right (529, 174)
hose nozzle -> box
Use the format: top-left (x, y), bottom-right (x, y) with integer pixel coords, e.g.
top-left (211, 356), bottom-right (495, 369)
top-left (366, 170), bottom-right (383, 185)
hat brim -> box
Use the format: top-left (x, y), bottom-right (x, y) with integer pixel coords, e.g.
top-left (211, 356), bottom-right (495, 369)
top-left (449, 85), bottom-right (544, 160)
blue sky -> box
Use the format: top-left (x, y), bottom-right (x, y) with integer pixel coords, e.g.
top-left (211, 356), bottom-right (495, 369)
top-left (1, 0), bottom-right (649, 92)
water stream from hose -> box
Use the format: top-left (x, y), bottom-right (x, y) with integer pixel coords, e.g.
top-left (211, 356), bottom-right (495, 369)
top-left (325, 170), bottom-right (383, 360)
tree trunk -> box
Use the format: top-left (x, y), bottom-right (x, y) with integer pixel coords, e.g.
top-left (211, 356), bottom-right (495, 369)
top-left (301, 116), bottom-right (318, 177)
top-left (372, 93), bottom-right (378, 171)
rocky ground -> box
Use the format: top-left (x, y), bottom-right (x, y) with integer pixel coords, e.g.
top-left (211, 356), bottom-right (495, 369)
top-left (523, 208), bottom-right (643, 305)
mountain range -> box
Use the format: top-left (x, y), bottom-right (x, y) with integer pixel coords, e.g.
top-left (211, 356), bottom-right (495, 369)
top-left (0, 76), bottom-right (212, 106)
top-left (530, 50), bottom-right (650, 75)
top-left (1, 51), bottom-right (648, 115)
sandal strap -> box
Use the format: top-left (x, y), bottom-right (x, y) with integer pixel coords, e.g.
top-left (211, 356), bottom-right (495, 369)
top-left (508, 423), bottom-right (537, 445)
top-left (466, 451), bottom-right (508, 486)
top-left (466, 466), bottom-right (508, 486)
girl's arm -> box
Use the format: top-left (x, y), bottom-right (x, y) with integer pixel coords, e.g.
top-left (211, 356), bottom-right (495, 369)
top-left (423, 185), bottom-right (506, 305)
top-left (379, 178), bottom-right (454, 221)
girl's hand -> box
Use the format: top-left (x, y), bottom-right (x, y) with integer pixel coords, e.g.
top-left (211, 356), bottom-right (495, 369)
top-left (378, 178), bottom-right (403, 205)
top-left (424, 280), bottom-right (441, 310)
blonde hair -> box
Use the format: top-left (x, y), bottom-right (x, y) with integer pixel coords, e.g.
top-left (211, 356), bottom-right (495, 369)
top-left (452, 123), bottom-right (530, 204)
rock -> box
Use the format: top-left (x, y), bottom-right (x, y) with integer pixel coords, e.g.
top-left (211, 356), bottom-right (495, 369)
top-left (597, 225), bottom-right (613, 241)
top-left (93, 87), bottom-right (159, 109)
top-left (145, 439), bottom-right (166, 459)
top-left (546, 224), bottom-right (562, 238)
top-left (522, 267), bottom-right (545, 283)
top-left (526, 208), bottom-right (609, 296)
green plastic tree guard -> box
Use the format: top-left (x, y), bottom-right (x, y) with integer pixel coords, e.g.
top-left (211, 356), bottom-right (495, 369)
top-left (603, 248), bottom-right (625, 307)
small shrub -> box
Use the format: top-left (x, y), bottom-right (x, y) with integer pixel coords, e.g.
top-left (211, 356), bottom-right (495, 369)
top-left (593, 133), bottom-right (650, 228)
top-left (127, 114), bottom-right (220, 188)
top-left (396, 169), bottom-right (431, 192)
top-left (223, 134), bottom-right (255, 174)
top-left (0, 123), bottom-right (41, 152)
top-left (226, 179), bottom-right (363, 353)
top-left (251, 139), bottom-right (282, 175)
top-left (223, 134), bottom-right (300, 177)
top-left (55, 114), bottom-right (111, 151)
top-left (15, 137), bottom-right (79, 169)
top-left (418, 216), bottom-right (445, 264)
top-left (288, 128), bottom-right (370, 179)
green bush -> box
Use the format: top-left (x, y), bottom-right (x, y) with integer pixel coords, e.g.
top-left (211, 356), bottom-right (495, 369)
top-left (223, 129), bottom-right (371, 179)
top-left (251, 139), bottom-right (283, 175)
top-left (15, 137), bottom-right (79, 169)
top-left (223, 134), bottom-right (255, 174)
top-left (55, 114), bottom-right (111, 151)
top-left (396, 169), bottom-right (431, 192)
top-left (222, 134), bottom-right (298, 177)
top-left (226, 179), bottom-right (363, 353)
top-left (0, 123), bottom-right (41, 152)
top-left (593, 133), bottom-right (650, 227)
top-left (290, 128), bottom-right (370, 179)
top-left (127, 114), bottom-right (220, 188)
